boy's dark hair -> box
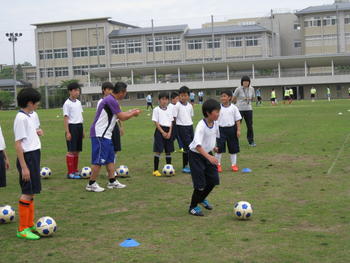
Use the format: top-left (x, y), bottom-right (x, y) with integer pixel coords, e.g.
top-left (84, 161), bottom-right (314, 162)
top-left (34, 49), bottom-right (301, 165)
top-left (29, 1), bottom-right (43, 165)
top-left (221, 90), bottom-right (232, 97)
top-left (170, 91), bottom-right (179, 99)
top-left (241, 75), bottom-right (251, 86)
top-left (202, 99), bottom-right (221, 117)
top-left (158, 92), bottom-right (169, 100)
top-left (179, 86), bottom-right (190, 95)
top-left (101, 82), bottom-right (114, 93)
top-left (67, 82), bottom-right (81, 91)
top-left (113, 82), bottom-right (127, 94)
top-left (17, 88), bottom-right (41, 108)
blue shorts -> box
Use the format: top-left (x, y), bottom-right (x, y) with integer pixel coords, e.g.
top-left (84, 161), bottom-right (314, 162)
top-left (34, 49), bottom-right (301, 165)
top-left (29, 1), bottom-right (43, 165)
top-left (91, 137), bottom-right (115, 166)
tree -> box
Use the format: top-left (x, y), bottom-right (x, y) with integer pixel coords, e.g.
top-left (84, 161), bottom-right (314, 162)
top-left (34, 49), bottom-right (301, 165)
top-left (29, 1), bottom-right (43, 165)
top-left (0, 90), bottom-right (14, 109)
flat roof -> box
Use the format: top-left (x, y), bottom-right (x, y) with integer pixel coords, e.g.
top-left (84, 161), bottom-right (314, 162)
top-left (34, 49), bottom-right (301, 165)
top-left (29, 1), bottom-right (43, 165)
top-left (0, 79), bottom-right (26, 87)
top-left (31, 17), bottom-right (137, 28)
top-left (109, 24), bottom-right (188, 37)
top-left (185, 25), bottom-right (270, 37)
top-left (296, 2), bottom-right (350, 15)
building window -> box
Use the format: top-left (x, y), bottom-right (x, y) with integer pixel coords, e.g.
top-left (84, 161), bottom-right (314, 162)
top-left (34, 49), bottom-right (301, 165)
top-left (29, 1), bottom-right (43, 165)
top-left (165, 37), bottom-right (181, 51)
top-left (127, 39), bottom-right (142, 54)
top-left (73, 65), bottom-right (89, 75)
top-left (90, 64), bottom-right (106, 68)
top-left (55, 67), bottom-right (69, 77)
top-left (227, 37), bottom-right (242, 47)
top-left (323, 16), bottom-right (337, 26)
top-left (137, 92), bottom-right (145, 99)
top-left (187, 39), bottom-right (202, 50)
top-left (39, 68), bottom-right (54, 78)
top-left (39, 50), bottom-right (53, 60)
top-left (293, 23), bottom-right (301, 30)
top-left (72, 47), bottom-right (88, 57)
top-left (304, 16), bottom-right (321, 27)
top-left (246, 36), bottom-right (259, 46)
top-left (89, 46), bottom-right (105, 56)
top-left (111, 40), bottom-right (126, 54)
top-left (294, 41), bottom-right (302, 48)
top-left (54, 48), bottom-right (68, 59)
top-left (206, 38), bottom-right (221, 49)
top-left (305, 35), bottom-right (322, 47)
top-left (147, 37), bottom-right (163, 52)
top-left (345, 15), bottom-right (350, 24)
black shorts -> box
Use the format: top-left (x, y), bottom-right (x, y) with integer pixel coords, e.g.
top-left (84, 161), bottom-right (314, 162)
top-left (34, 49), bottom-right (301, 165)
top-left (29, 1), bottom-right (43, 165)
top-left (190, 99), bottom-right (195, 103)
top-left (270, 98), bottom-right (276, 102)
top-left (284, 96), bottom-right (290, 100)
top-left (177, 125), bottom-right (194, 151)
top-left (153, 126), bottom-right (174, 153)
top-left (147, 102), bottom-right (152, 106)
top-left (199, 97), bottom-right (203, 102)
top-left (189, 151), bottom-right (219, 190)
top-left (111, 124), bottom-right (121, 152)
top-left (311, 94), bottom-right (315, 98)
top-left (0, 151), bottom-right (6, 187)
top-left (17, 149), bottom-right (41, 195)
top-left (66, 123), bottom-right (83, 152)
top-left (257, 96), bottom-right (262, 101)
top-left (217, 126), bottom-right (240, 154)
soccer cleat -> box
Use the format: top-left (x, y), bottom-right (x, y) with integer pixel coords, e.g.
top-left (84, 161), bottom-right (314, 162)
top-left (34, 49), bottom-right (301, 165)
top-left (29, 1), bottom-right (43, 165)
top-left (249, 142), bottom-right (257, 147)
top-left (28, 226), bottom-right (36, 232)
top-left (178, 148), bottom-right (185, 153)
top-left (182, 167), bottom-right (191, 173)
top-left (231, 165), bottom-right (239, 172)
top-left (16, 228), bottom-right (40, 240)
top-left (152, 170), bottom-right (162, 177)
top-left (67, 173), bottom-right (75, 179)
top-left (188, 206), bottom-right (204, 216)
top-left (73, 172), bottom-right (82, 179)
top-left (107, 179), bottom-right (126, 189)
top-left (86, 182), bottom-right (105, 192)
top-left (217, 164), bottom-right (222, 173)
top-left (200, 200), bottom-right (213, 210)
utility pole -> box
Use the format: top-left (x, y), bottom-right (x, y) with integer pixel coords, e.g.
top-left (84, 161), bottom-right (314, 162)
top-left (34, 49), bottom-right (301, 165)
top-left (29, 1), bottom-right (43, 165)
top-left (211, 15), bottom-right (215, 61)
top-left (5, 32), bottom-right (22, 107)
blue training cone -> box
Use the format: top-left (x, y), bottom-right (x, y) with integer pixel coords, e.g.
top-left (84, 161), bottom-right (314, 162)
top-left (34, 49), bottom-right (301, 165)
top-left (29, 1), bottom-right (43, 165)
top-left (119, 238), bottom-right (140, 247)
top-left (242, 168), bottom-right (252, 173)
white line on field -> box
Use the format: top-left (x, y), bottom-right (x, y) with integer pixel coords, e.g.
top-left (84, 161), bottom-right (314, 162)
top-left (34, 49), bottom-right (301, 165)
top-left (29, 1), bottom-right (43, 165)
top-left (327, 133), bottom-right (350, 175)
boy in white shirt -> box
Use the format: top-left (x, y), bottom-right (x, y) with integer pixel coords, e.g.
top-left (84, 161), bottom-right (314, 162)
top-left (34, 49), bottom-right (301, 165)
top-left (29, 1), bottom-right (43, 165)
top-left (188, 99), bottom-right (221, 216)
top-left (63, 82), bottom-right (84, 179)
top-left (14, 88), bottom-right (43, 240)
top-left (0, 124), bottom-right (10, 188)
top-left (215, 90), bottom-right (242, 173)
top-left (173, 86), bottom-right (194, 173)
top-left (168, 92), bottom-right (184, 152)
top-left (152, 92), bottom-right (174, 176)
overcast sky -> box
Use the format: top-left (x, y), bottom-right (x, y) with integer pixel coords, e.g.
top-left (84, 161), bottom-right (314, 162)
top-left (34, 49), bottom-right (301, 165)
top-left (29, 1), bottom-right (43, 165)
top-left (0, 0), bottom-right (334, 66)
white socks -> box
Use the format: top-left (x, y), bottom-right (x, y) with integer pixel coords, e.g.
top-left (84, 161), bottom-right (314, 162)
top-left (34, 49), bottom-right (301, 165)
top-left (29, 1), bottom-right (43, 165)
top-left (230, 154), bottom-right (237, 165)
top-left (215, 153), bottom-right (222, 164)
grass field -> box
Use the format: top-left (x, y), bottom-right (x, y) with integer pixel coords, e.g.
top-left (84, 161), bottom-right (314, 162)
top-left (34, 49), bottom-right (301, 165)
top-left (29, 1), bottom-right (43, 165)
top-left (0, 99), bottom-right (349, 263)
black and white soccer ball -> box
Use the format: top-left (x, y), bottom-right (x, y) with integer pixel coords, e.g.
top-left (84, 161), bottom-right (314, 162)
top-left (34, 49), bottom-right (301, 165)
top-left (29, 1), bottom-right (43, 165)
top-left (36, 216), bottom-right (57, 236)
top-left (234, 201), bottom-right (253, 220)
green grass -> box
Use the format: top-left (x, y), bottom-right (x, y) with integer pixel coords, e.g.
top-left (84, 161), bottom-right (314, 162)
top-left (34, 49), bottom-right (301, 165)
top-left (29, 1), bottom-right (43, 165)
top-left (0, 100), bottom-right (350, 263)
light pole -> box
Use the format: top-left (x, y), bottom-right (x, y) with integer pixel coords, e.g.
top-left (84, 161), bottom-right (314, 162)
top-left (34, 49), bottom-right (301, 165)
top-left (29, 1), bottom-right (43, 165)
top-left (5, 32), bottom-right (22, 107)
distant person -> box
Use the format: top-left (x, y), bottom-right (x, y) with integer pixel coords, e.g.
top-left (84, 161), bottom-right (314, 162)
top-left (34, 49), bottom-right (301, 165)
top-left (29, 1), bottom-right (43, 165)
top-left (270, 88), bottom-right (276, 105)
top-left (326, 87), bottom-right (331, 102)
top-left (289, 88), bottom-right (294, 101)
top-left (190, 91), bottom-right (195, 105)
top-left (233, 75), bottom-right (256, 147)
top-left (348, 87), bottom-right (350, 99)
top-left (146, 94), bottom-right (153, 111)
top-left (310, 87), bottom-right (317, 102)
top-left (198, 91), bottom-right (204, 104)
top-left (0, 122), bottom-right (9, 188)
top-left (283, 88), bottom-right (290, 104)
top-left (255, 88), bottom-right (262, 106)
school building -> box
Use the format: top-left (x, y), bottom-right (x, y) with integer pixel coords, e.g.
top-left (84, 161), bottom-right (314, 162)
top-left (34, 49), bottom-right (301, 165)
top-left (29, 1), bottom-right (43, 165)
top-left (32, 1), bottom-right (350, 106)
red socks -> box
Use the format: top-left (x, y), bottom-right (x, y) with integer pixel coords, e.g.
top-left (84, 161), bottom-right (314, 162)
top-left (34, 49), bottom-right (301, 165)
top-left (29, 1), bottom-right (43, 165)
top-left (28, 199), bottom-right (34, 228)
top-left (66, 153), bottom-right (75, 175)
top-left (73, 154), bottom-right (79, 173)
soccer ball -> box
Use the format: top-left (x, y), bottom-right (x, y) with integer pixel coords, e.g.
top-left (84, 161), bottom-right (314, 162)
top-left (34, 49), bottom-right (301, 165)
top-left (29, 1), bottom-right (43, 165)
top-left (36, 216), bottom-right (57, 236)
top-left (80, 167), bottom-right (91, 179)
top-left (40, 167), bottom-right (52, 178)
top-left (162, 164), bottom-right (175, 176)
top-left (0, 205), bottom-right (15, 223)
top-left (116, 165), bottom-right (129, 178)
top-left (234, 201), bottom-right (253, 220)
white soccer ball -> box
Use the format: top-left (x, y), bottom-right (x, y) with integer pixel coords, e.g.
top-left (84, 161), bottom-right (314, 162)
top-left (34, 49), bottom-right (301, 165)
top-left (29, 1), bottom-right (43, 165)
top-left (0, 205), bottom-right (15, 223)
top-left (234, 201), bottom-right (253, 220)
top-left (36, 216), bottom-right (57, 236)
top-left (116, 165), bottom-right (129, 177)
top-left (162, 164), bottom-right (175, 176)
top-left (40, 167), bottom-right (52, 178)
top-left (80, 167), bottom-right (91, 179)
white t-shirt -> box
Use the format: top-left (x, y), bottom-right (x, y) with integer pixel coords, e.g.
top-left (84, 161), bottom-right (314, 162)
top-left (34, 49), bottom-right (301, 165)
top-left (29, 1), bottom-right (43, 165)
top-left (14, 111), bottom-right (41, 152)
top-left (0, 125), bottom-right (6, 151)
top-left (152, 106), bottom-right (173, 127)
top-left (30, 111), bottom-right (40, 129)
top-left (63, 98), bottom-right (83, 124)
top-left (218, 104), bottom-right (242, 127)
top-left (167, 103), bottom-right (176, 119)
top-left (174, 101), bottom-right (194, 126)
top-left (190, 119), bottom-right (220, 153)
